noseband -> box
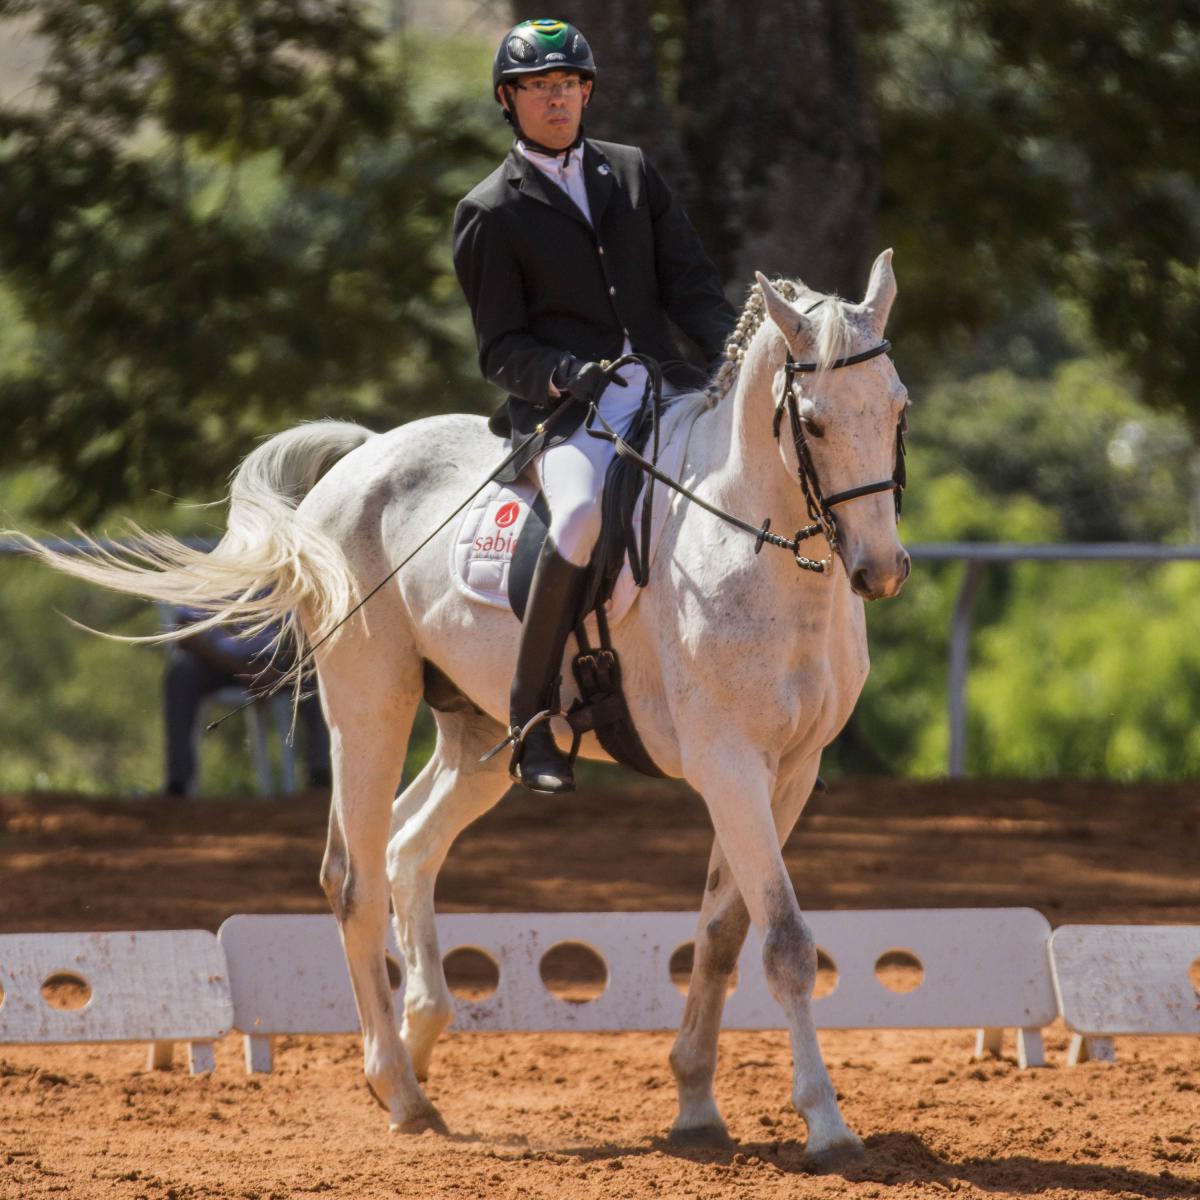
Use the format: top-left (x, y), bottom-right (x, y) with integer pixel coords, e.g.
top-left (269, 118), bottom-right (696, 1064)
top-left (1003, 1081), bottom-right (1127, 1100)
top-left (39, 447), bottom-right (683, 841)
top-left (770, 337), bottom-right (906, 573)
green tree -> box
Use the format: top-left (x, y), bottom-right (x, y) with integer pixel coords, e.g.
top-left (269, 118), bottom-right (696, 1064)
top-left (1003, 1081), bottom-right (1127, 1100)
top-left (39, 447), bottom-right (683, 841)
top-left (0, 2), bottom-right (504, 522)
top-left (864, 0), bottom-right (1200, 428)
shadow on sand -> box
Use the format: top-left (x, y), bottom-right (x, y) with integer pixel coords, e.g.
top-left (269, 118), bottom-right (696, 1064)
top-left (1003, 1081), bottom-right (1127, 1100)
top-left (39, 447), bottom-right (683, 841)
top-left (554, 1130), bottom-right (1199, 1196)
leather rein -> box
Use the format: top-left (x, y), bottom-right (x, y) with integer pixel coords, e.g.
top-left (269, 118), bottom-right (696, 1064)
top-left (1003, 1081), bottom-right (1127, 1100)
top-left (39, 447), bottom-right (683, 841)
top-left (588, 332), bottom-right (905, 577)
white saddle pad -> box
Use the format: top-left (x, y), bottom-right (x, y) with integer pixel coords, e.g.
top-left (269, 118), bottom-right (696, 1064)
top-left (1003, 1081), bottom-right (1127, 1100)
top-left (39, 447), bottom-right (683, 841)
top-left (450, 394), bottom-right (708, 628)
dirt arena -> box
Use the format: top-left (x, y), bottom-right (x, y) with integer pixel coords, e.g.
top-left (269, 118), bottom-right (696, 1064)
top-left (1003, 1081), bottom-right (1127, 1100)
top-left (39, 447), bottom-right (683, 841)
top-left (2, 777), bottom-right (1198, 1199)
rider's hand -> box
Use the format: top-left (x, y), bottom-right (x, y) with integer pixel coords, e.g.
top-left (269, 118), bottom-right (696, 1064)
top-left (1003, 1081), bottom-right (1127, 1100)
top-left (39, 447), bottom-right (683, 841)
top-left (551, 356), bottom-right (626, 408)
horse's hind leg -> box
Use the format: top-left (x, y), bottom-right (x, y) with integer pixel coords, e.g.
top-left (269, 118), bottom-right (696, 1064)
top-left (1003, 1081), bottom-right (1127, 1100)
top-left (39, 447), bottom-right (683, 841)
top-left (677, 751), bottom-right (860, 1163)
top-left (318, 641), bottom-right (444, 1133)
top-left (386, 706), bottom-right (511, 1081)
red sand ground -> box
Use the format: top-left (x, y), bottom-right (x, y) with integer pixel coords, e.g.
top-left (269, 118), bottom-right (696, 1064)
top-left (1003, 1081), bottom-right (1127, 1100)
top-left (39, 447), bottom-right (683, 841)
top-left (2, 777), bottom-right (1198, 1199)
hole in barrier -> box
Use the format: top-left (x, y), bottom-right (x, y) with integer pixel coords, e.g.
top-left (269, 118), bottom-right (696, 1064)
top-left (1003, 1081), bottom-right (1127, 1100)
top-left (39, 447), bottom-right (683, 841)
top-left (443, 946), bottom-right (500, 1002)
top-left (1189, 957), bottom-right (1200, 999)
top-left (539, 941), bottom-right (607, 1004)
top-left (668, 942), bottom-right (738, 997)
top-left (384, 953), bottom-right (404, 992)
top-left (814, 948), bottom-right (838, 998)
top-left (41, 972), bottom-right (92, 1011)
top-left (874, 949), bottom-right (924, 994)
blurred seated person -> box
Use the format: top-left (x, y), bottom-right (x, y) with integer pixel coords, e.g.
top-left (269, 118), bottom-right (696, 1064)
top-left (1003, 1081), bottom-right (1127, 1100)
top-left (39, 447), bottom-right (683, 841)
top-left (163, 606), bottom-right (331, 796)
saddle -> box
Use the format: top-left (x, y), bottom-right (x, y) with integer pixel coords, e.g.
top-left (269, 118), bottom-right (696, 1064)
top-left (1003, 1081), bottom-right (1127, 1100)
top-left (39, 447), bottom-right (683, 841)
top-left (452, 393), bottom-right (707, 777)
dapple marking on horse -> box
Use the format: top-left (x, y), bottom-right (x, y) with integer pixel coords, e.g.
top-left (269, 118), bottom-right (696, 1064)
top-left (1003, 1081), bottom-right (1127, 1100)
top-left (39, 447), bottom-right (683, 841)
top-left (14, 251), bottom-right (909, 1165)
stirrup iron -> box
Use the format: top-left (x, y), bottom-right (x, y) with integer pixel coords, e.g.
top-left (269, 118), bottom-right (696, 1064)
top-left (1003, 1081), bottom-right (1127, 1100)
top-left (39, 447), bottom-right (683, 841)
top-left (479, 708), bottom-right (554, 764)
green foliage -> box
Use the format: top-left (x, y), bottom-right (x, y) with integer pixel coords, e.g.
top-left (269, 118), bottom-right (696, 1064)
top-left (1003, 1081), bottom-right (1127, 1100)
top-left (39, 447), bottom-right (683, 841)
top-left (0, 551), bottom-right (163, 791)
top-left (860, 0), bottom-right (1200, 429)
top-left (0, 2), bottom-right (506, 522)
top-left (825, 340), bottom-right (1200, 780)
top-left (914, 355), bottom-right (1196, 542)
top-left (968, 560), bottom-right (1200, 777)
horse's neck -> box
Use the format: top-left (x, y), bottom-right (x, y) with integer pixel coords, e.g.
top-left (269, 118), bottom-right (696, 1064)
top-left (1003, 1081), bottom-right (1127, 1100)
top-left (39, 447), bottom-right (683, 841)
top-left (694, 336), bottom-right (804, 545)
top-left (686, 351), bottom-right (852, 633)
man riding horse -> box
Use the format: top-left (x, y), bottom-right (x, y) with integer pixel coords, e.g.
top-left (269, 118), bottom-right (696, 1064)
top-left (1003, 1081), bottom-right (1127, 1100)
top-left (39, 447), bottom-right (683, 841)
top-left (453, 18), bottom-right (736, 795)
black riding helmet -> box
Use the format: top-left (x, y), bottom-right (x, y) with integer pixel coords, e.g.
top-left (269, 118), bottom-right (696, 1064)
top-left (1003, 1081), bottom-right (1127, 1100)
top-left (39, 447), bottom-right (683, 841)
top-left (492, 18), bottom-right (597, 100)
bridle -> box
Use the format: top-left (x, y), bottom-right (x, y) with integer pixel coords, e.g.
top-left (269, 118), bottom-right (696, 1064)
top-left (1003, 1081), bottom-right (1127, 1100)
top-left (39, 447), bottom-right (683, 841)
top-left (769, 330), bottom-right (906, 573)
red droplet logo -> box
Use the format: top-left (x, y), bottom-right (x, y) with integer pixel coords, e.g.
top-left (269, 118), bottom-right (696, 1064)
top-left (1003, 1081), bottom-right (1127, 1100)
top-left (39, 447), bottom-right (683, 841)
top-left (495, 501), bottom-right (520, 528)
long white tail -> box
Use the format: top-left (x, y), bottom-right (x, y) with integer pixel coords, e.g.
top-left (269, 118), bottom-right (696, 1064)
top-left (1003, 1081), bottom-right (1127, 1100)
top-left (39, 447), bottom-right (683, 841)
top-left (8, 420), bottom-right (374, 663)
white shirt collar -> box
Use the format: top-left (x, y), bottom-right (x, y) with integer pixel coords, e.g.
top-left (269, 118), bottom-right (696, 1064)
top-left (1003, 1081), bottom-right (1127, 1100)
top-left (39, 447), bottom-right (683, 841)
top-left (517, 140), bottom-right (583, 171)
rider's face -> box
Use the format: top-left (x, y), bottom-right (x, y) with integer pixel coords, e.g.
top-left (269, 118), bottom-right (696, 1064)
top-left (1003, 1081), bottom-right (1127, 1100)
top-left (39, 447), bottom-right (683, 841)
top-left (503, 70), bottom-right (592, 149)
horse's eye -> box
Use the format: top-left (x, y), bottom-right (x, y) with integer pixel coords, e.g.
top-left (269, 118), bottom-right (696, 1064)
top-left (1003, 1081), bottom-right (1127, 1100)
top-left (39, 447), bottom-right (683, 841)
top-left (802, 415), bottom-right (825, 439)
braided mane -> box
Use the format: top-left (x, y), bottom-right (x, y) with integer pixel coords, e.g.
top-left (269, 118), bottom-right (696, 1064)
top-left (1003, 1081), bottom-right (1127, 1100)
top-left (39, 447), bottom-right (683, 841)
top-left (704, 279), bottom-right (852, 405)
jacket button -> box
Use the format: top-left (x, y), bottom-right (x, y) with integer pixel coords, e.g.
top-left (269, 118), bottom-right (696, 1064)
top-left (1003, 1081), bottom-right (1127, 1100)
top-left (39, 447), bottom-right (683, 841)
top-left (609, 285), bottom-right (616, 296)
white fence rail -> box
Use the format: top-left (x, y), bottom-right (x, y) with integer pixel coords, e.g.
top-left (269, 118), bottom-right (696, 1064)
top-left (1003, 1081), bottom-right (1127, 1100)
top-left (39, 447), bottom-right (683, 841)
top-left (3, 911), bottom-right (1197, 1073)
top-left (217, 908), bottom-right (1058, 1070)
top-left (0, 930), bottom-right (232, 1074)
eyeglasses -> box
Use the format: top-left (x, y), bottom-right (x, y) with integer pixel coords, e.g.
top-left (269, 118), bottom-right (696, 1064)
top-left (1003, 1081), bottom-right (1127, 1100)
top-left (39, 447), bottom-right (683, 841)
top-left (514, 77), bottom-right (584, 99)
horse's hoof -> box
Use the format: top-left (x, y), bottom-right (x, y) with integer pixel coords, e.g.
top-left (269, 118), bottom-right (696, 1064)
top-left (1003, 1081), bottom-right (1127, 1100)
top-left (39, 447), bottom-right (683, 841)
top-left (390, 1106), bottom-right (450, 1137)
top-left (667, 1122), bottom-right (733, 1149)
top-left (804, 1135), bottom-right (866, 1172)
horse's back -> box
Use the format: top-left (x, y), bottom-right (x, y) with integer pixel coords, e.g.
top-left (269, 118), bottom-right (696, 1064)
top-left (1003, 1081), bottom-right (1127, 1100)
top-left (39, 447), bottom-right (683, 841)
top-left (300, 412), bottom-right (500, 544)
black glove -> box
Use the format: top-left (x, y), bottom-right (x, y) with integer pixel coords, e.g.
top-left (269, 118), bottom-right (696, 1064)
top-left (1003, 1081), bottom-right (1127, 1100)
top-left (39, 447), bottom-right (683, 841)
top-left (552, 355), bottom-right (626, 408)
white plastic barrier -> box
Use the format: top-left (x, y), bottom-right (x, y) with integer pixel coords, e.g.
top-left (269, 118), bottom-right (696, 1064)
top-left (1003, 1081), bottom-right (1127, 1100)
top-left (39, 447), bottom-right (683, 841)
top-left (792, 908), bottom-right (1056, 1069)
top-left (218, 913), bottom-right (404, 1071)
top-left (0, 930), bottom-right (233, 1074)
top-left (218, 908), bottom-right (1057, 1072)
top-left (1049, 924), bottom-right (1200, 1065)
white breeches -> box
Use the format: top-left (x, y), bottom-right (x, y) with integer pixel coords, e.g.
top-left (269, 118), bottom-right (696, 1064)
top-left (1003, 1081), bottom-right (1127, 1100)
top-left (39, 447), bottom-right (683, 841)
top-left (536, 366), bottom-right (668, 567)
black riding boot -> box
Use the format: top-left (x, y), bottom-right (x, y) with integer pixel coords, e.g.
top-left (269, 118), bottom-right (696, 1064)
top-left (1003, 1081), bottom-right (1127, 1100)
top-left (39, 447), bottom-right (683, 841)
top-left (509, 540), bottom-right (588, 793)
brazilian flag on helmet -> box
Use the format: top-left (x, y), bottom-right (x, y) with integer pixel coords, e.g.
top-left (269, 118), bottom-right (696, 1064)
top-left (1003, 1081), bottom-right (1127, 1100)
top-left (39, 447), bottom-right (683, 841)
top-left (492, 18), bottom-right (597, 96)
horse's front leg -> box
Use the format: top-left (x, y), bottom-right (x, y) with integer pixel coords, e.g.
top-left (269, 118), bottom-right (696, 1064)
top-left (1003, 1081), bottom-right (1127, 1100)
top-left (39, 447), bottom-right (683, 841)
top-left (683, 747), bottom-right (862, 1165)
top-left (668, 759), bottom-right (822, 1143)
top-left (668, 836), bottom-right (749, 1144)
top-left (669, 758), bottom-right (826, 1144)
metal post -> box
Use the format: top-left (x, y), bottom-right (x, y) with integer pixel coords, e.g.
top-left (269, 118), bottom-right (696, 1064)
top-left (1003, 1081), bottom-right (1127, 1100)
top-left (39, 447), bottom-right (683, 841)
top-left (948, 559), bottom-right (984, 778)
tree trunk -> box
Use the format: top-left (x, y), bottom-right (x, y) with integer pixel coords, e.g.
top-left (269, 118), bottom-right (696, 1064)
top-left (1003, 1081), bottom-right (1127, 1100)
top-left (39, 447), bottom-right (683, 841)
top-left (679, 0), bottom-right (880, 296)
top-left (527, 1), bottom-right (879, 297)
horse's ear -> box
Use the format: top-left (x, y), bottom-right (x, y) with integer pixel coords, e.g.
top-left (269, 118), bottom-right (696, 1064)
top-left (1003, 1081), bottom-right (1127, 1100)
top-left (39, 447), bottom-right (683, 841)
top-left (861, 249), bottom-right (897, 337)
top-left (756, 272), bottom-right (815, 349)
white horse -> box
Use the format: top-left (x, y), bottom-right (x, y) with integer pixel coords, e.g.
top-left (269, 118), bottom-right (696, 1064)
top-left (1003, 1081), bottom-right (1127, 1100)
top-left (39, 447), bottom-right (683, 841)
top-left (18, 252), bottom-right (909, 1164)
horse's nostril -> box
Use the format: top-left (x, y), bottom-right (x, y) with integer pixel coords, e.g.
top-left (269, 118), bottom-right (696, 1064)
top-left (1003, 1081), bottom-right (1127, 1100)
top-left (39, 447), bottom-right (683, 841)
top-left (851, 566), bottom-right (870, 594)
top-left (900, 555), bottom-right (911, 582)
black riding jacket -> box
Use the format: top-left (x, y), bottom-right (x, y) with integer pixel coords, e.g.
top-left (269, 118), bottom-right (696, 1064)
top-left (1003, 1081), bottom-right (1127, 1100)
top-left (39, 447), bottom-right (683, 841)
top-left (452, 138), bottom-right (735, 456)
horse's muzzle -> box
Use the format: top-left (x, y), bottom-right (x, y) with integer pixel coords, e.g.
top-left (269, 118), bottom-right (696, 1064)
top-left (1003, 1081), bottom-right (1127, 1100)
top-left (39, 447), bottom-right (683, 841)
top-left (849, 550), bottom-right (910, 601)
